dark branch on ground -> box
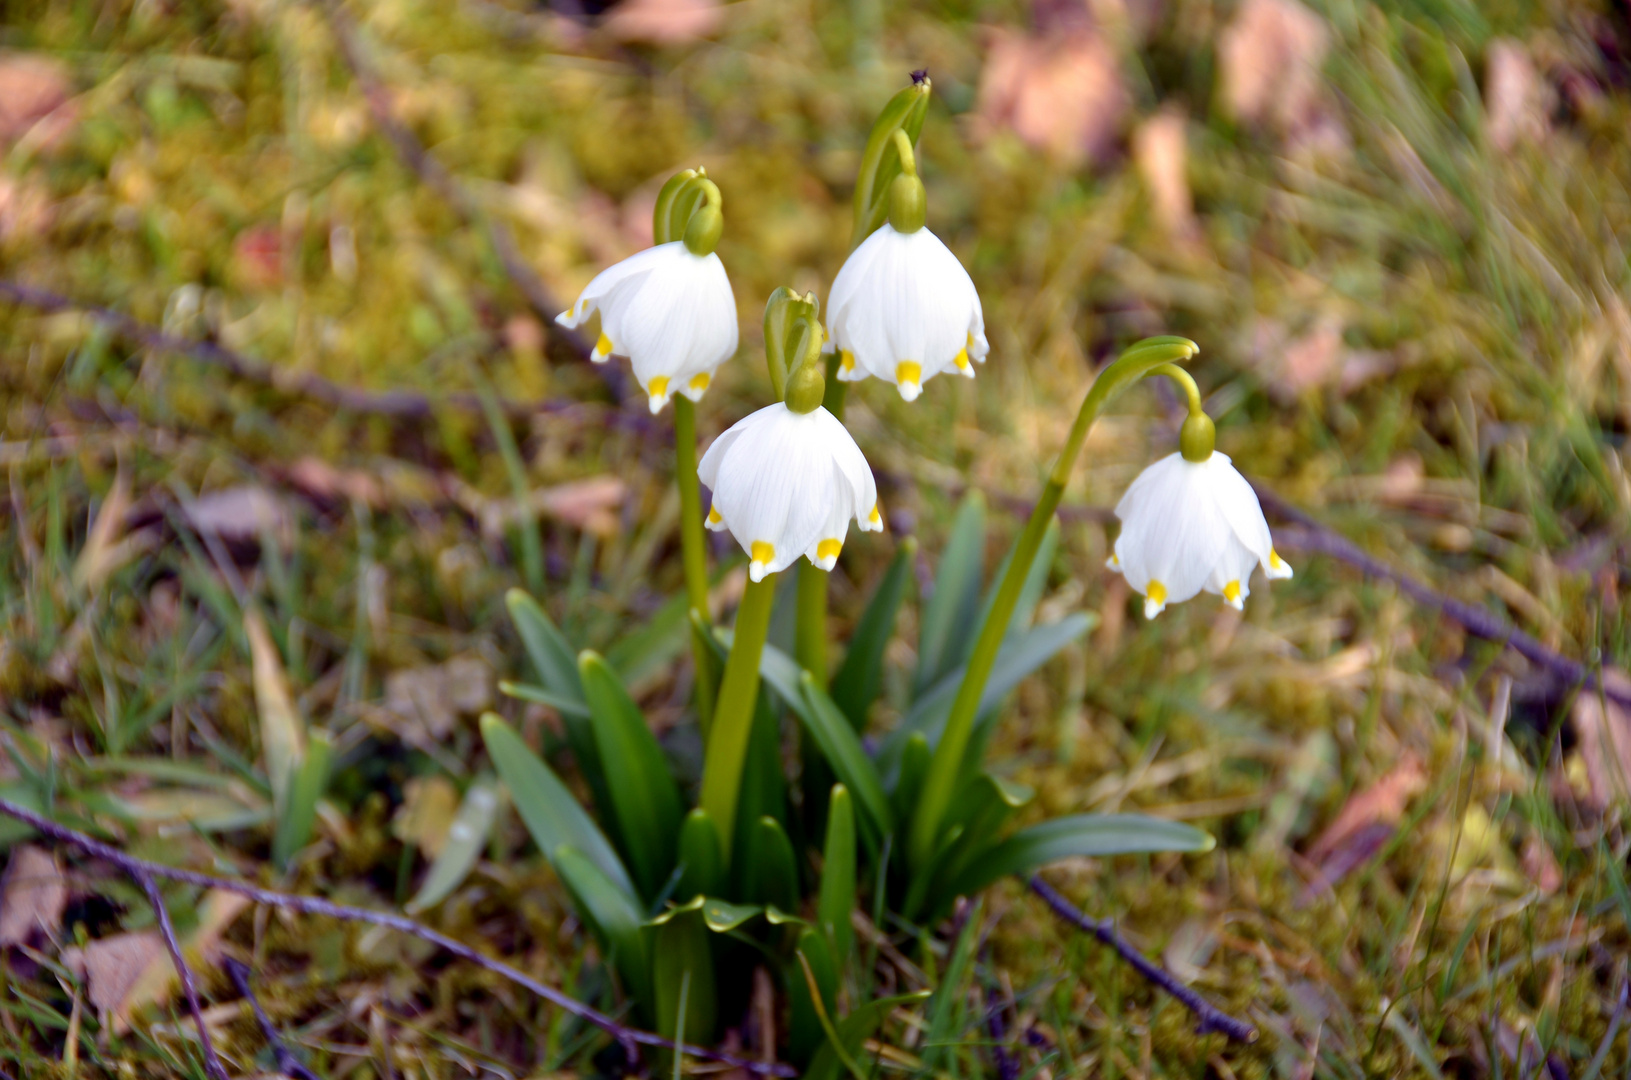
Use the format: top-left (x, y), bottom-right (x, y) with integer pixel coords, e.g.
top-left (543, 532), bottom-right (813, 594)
top-left (0, 279), bottom-right (555, 421)
top-left (136, 869), bottom-right (232, 1080)
top-left (1258, 485), bottom-right (1631, 711)
top-left (1028, 874), bottom-right (1257, 1044)
top-left (223, 958), bottom-right (321, 1080)
top-left (0, 798), bottom-right (796, 1078)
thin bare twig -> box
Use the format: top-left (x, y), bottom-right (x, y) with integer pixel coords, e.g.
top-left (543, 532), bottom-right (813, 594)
top-left (0, 279), bottom-right (562, 422)
top-left (1028, 874), bottom-right (1257, 1044)
top-left (1256, 485), bottom-right (1631, 711)
top-left (135, 869), bottom-right (232, 1080)
top-left (321, 3), bottom-right (601, 373)
top-left (222, 957), bottom-right (320, 1080)
top-left (983, 978), bottom-right (1019, 1080)
top-left (0, 798), bottom-right (795, 1077)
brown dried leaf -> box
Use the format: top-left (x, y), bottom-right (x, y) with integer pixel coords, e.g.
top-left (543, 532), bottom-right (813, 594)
top-left (74, 469), bottom-right (136, 592)
top-left (185, 485), bottom-right (294, 549)
top-left (63, 932), bottom-right (167, 1015)
top-left (1520, 834), bottom-right (1562, 895)
top-left (64, 889), bottom-right (250, 1032)
top-left (602, 0), bottom-right (723, 45)
top-left (976, 26), bottom-right (1128, 167)
top-left (246, 609), bottom-right (305, 811)
top-left (393, 775), bottom-right (461, 859)
top-left (0, 174), bottom-right (56, 242)
top-left (384, 657), bottom-right (493, 739)
top-left (284, 456), bottom-right (386, 509)
top-left (0, 55), bottom-right (73, 147)
top-left (0, 845), bottom-right (68, 947)
top-left (1252, 318), bottom-right (1394, 401)
top-left (1219, 0), bottom-right (1342, 152)
top-left (1485, 39), bottom-right (1550, 152)
top-left (1572, 667), bottom-right (1631, 806)
top-left (537, 475), bottom-right (626, 535)
top-left (1305, 753), bottom-right (1427, 865)
top-left (1132, 108), bottom-right (1198, 245)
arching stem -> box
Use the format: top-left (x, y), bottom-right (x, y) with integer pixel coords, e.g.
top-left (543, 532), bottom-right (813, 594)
top-left (906, 337), bottom-right (1200, 877)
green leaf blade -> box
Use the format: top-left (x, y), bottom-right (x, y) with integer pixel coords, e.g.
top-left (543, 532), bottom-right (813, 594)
top-left (479, 712), bottom-right (635, 897)
top-left (579, 651), bottom-right (684, 900)
top-left (943, 813), bottom-right (1214, 899)
top-left (830, 538), bottom-right (914, 732)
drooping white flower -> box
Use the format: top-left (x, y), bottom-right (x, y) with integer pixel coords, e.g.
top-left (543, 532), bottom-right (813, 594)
top-left (556, 241), bottom-right (738, 413)
top-left (1107, 451), bottom-right (1292, 619)
top-left (697, 403), bottom-right (882, 582)
top-left (826, 223), bottom-right (988, 402)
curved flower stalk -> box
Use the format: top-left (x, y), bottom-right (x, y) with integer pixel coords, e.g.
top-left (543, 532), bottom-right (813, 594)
top-left (698, 292), bottom-right (881, 858)
top-left (1108, 450), bottom-right (1293, 619)
top-left (828, 99), bottom-right (988, 402)
top-left (906, 339), bottom-right (1222, 875)
top-left (698, 403), bottom-right (882, 582)
top-left (556, 169), bottom-right (737, 414)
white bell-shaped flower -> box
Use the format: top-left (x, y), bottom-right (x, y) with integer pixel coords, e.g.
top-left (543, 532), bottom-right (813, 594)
top-left (698, 403), bottom-right (883, 582)
top-left (556, 241), bottom-right (739, 414)
top-left (1107, 451), bottom-right (1292, 619)
top-left (826, 223), bottom-right (988, 402)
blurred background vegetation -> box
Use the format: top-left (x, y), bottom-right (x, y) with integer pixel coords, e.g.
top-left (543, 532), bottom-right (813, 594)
top-left (1, 0), bottom-right (1629, 1075)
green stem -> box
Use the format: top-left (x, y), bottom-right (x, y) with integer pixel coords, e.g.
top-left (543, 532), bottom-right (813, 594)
top-left (795, 560), bottom-right (829, 687)
top-left (905, 337), bottom-right (1200, 874)
top-left (794, 351), bottom-right (848, 687)
top-left (673, 398), bottom-right (710, 620)
top-left (699, 574), bottom-right (777, 863)
top-left (674, 398), bottom-right (718, 724)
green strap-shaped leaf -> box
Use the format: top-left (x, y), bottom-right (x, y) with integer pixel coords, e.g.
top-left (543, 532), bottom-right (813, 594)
top-left (891, 733), bottom-right (930, 827)
top-left (498, 680), bottom-right (590, 718)
top-left (941, 814), bottom-right (1214, 899)
top-left (271, 729), bottom-right (330, 871)
top-left (914, 492), bottom-right (985, 698)
top-left (742, 816), bottom-right (799, 912)
top-left (652, 908), bottom-right (717, 1047)
top-left (787, 927), bottom-right (840, 1066)
top-left (915, 773), bottom-right (1032, 920)
top-left (751, 641), bottom-right (895, 844)
top-left (506, 589), bottom-right (583, 704)
top-left (479, 713), bottom-right (635, 897)
top-left (579, 651), bottom-right (683, 900)
top-left (879, 613), bottom-right (1095, 779)
top-left (816, 785), bottom-right (856, 966)
top-left (675, 809), bottom-right (723, 903)
top-left (603, 588), bottom-right (692, 691)
top-left (733, 684), bottom-right (791, 860)
top-left (830, 538), bottom-right (914, 732)
top-left (802, 991), bottom-right (932, 1080)
top-left (406, 776), bottom-right (501, 914)
top-left (553, 844), bottom-right (653, 1014)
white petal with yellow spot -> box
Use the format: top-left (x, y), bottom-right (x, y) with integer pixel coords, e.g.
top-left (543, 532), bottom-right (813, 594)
top-left (556, 241), bottom-right (738, 413)
top-left (697, 403), bottom-right (880, 582)
top-left (826, 223), bottom-right (987, 402)
top-left (1107, 451), bottom-right (1291, 618)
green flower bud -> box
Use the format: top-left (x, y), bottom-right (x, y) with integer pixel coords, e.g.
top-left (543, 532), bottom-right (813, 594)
top-left (785, 355), bottom-right (827, 413)
top-left (887, 172), bottom-right (926, 233)
top-left (683, 203), bottom-right (723, 256)
top-left (1180, 410), bottom-right (1216, 462)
